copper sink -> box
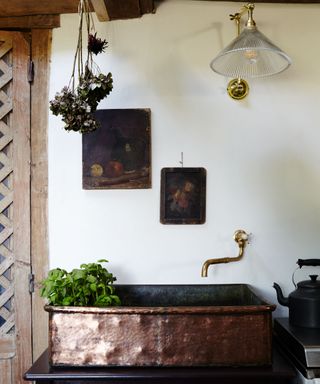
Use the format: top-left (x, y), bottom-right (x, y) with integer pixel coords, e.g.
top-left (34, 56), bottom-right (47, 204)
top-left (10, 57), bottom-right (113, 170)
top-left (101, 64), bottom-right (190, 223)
top-left (46, 284), bottom-right (275, 367)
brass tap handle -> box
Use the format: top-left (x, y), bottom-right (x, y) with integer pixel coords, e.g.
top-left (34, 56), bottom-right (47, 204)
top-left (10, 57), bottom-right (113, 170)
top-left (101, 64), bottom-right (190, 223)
top-left (233, 229), bottom-right (249, 247)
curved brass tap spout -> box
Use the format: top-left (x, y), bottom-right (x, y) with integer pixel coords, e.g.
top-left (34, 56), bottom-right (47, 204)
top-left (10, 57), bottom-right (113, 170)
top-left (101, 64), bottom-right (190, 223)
top-left (201, 230), bottom-right (249, 277)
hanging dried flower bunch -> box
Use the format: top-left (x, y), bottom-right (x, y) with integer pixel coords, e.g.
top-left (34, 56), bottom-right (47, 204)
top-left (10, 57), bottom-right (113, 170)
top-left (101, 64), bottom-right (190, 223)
top-left (49, 0), bottom-right (113, 133)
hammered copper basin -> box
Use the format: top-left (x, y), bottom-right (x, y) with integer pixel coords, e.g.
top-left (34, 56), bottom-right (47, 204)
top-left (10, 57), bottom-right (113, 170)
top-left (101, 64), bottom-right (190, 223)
top-left (46, 284), bottom-right (275, 367)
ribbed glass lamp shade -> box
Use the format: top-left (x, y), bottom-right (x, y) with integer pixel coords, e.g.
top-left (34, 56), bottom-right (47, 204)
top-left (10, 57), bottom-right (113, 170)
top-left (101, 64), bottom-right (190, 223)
top-left (210, 26), bottom-right (292, 78)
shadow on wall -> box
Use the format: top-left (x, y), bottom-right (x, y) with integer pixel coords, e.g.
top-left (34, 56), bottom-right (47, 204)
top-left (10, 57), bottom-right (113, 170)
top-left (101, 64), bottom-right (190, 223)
top-left (258, 150), bottom-right (320, 259)
top-left (145, 21), bottom-right (224, 104)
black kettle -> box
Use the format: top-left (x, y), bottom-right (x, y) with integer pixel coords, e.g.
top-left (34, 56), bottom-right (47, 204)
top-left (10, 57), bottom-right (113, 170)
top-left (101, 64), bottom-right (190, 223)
top-left (273, 259), bottom-right (320, 328)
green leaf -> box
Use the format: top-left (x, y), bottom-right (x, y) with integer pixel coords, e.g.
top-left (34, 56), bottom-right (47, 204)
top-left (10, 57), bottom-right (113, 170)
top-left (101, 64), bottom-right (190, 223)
top-left (72, 269), bottom-right (85, 280)
top-left (87, 274), bottom-right (96, 283)
top-left (62, 296), bottom-right (73, 305)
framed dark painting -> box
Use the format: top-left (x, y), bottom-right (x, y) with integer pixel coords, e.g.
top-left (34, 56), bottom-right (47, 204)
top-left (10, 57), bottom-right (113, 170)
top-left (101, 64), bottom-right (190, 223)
top-left (160, 167), bottom-right (206, 224)
top-left (82, 109), bottom-right (151, 189)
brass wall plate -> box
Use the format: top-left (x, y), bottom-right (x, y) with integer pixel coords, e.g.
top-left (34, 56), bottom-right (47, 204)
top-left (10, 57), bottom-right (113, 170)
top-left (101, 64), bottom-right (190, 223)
top-left (227, 78), bottom-right (249, 100)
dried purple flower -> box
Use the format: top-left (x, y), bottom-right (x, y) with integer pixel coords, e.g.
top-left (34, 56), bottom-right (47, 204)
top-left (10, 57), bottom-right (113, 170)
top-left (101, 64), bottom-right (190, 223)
top-left (49, 69), bottom-right (113, 134)
top-left (88, 33), bottom-right (108, 55)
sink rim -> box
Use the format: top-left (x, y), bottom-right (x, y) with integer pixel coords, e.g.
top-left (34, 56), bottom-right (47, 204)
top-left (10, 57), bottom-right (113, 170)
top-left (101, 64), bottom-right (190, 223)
top-left (44, 283), bottom-right (276, 314)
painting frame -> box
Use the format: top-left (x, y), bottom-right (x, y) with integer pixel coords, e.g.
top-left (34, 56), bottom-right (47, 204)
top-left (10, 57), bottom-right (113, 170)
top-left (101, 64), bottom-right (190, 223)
top-left (160, 167), bottom-right (206, 225)
top-left (82, 108), bottom-right (151, 190)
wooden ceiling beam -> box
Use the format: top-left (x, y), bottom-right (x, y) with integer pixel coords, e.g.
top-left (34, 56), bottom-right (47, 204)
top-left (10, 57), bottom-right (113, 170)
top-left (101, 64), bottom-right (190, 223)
top-left (104, 0), bottom-right (141, 20)
top-left (0, 0), bottom-right (79, 17)
top-left (0, 0), bottom-right (155, 22)
top-left (0, 15), bottom-right (60, 30)
top-left (103, 0), bottom-right (154, 20)
top-left (0, 0), bottom-right (319, 22)
top-left (90, 0), bottom-right (109, 21)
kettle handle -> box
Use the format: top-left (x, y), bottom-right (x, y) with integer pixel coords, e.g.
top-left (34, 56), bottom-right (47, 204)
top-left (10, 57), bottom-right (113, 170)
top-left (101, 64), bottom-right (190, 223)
top-left (297, 259), bottom-right (320, 268)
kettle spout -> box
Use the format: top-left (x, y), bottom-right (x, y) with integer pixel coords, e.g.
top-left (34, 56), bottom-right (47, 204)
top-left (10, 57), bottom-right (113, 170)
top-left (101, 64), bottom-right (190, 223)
top-left (273, 282), bottom-right (289, 307)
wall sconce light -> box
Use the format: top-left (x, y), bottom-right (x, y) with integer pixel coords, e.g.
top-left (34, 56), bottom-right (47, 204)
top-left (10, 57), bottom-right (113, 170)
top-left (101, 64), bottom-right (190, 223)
top-left (210, 3), bottom-right (292, 100)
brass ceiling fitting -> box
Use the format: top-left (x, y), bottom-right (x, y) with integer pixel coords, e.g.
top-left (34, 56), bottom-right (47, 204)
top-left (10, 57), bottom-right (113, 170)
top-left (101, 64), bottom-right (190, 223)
top-left (201, 229), bottom-right (249, 277)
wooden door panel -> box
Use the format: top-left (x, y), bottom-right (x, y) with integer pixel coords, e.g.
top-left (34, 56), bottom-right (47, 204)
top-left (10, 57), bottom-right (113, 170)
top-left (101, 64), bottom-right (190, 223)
top-left (30, 29), bottom-right (50, 362)
top-left (0, 30), bottom-right (32, 384)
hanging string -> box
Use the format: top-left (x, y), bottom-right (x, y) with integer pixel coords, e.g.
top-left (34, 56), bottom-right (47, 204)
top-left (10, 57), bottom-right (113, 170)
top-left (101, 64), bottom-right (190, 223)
top-left (69, 0), bottom-right (99, 91)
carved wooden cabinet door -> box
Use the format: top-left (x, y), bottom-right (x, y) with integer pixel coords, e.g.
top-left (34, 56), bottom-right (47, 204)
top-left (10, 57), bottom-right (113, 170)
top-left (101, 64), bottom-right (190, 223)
top-left (0, 31), bottom-right (32, 384)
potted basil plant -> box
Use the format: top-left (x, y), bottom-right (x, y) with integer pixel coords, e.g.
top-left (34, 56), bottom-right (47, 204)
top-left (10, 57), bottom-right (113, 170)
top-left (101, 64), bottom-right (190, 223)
top-left (40, 259), bottom-right (122, 366)
top-left (40, 259), bottom-right (120, 307)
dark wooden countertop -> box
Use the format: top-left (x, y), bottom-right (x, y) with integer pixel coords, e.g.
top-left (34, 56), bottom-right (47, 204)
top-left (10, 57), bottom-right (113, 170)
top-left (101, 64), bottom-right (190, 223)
top-left (24, 346), bottom-right (297, 384)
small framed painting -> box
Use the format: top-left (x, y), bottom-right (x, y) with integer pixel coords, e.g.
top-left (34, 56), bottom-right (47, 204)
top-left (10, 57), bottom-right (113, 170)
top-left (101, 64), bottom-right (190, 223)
top-left (82, 109), bottom-right (151, 189)
top-left (160, 167), bottom-right (206, 224)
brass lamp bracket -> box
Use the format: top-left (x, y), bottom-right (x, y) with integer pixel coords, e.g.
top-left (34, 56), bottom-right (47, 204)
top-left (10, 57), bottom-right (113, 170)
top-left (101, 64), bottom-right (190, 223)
top-left (201, 229), bottom-right (250, 277)
top-left (227, 3), bottom-right (255, 100)
top-left (229, 4), bottom-right (255, 34)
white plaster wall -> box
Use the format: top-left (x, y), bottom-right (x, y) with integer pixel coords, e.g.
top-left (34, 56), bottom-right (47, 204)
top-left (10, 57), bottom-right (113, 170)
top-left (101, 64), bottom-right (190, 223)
top-left (49, 0), bottom-right (320, 317)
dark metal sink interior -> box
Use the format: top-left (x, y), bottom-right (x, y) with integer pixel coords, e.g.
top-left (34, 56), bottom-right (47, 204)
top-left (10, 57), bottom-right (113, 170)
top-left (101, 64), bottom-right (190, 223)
top-left (114, 284), bottom-right (266, 307)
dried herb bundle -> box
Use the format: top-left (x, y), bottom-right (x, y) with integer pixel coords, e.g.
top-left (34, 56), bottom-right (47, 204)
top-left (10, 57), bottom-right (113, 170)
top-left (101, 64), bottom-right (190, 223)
top-left (50, 0), bottom-right (113, 133)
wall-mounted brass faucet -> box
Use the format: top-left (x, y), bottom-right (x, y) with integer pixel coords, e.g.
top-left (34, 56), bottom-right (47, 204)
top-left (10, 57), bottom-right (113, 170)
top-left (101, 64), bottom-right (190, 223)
top-left (201, 230), bottom-right (249, 277)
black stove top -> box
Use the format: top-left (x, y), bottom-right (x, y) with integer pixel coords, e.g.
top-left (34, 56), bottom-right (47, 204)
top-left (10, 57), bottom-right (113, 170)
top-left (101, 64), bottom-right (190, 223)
top-left (274, 318), bottom-right (320, 379)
